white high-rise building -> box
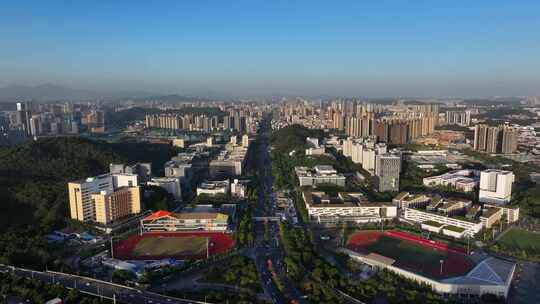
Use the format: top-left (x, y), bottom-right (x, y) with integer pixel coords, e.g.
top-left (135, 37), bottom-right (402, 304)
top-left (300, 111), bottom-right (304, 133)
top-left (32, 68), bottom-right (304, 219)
top-left (375, 154), bottom-right (401, 192)
top-left (342, 137), bottom-right (353, 158)
top-left (242, 134), bottom-right (250, 148)
top-left (147, 177), bottom-right (182, 201)
top-left (112, 173), bottom-right (138, 189)
top-left (362, 148), bottom-right (376, 173)
top-left (306, 137), bottom-right (319, 148)
top-left (351, 143), bottom-right (363, 164)
top-left (230, 135), bottom-right (237, 146)
top-left (479, 170), bottom-right (515, 204)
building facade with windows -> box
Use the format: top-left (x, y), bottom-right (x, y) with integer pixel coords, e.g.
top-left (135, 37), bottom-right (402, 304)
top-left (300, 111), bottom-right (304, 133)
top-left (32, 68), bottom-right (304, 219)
top-left (479, 170), bottom-right (514, 204)
top-left (141, 210), bottom-right (229, 232)
top-left (68, 173), bottom-right (140, 223)
top-left (303, 191), bottom-right (397, 224)
top-left (295, 165), bottom-right (346, 187)
top-left (93, 187), bottom-right (141, 225)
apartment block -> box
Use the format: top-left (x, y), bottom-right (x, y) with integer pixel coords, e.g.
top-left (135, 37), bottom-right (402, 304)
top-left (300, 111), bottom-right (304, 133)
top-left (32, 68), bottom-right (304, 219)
top-left (479, 170), bottom-right (514, 205)
top-left (474, 124), bottom-right (518, 154)
top-left (374, 153), bottom-right (401, 192)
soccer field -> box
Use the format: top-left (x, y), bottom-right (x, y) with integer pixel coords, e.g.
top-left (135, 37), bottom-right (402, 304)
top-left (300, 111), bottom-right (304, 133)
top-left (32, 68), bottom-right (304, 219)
top-left (365, 235), bottom-right (444, 265)
top-left (131, 236), bottom-right (208, 257)
top-left (497, 228), bottom-right (540, 255)
top-left (348, 231), bottom-right (474, 279)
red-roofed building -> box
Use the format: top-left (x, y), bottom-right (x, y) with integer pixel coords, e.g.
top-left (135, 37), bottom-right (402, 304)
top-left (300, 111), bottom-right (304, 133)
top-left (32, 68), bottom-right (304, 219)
top-left (143, 210), bottom-right (172, 221)
top-left (141, 210), bottom-right (229, 232)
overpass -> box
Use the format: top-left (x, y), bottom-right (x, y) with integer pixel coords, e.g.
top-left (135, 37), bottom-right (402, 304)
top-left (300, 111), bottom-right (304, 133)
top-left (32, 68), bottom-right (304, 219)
top-left (0, 264), bottom-right (211, 304)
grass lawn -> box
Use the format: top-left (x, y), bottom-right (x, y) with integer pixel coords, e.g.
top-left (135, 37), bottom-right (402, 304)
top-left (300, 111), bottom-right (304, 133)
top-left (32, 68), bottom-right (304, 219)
top-left (132, 236), bottom-right (207, 257)
top-left (497, 228), bottom-right (540, 255)
top-left (365, 235), bottom-right (444, 266)
top-left (353, 233), bottom-right (474, 279)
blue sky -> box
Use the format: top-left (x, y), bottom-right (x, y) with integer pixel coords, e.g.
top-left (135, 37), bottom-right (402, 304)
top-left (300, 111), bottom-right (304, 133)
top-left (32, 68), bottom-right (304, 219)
top-left (1, 1), bottom-right (539, 97)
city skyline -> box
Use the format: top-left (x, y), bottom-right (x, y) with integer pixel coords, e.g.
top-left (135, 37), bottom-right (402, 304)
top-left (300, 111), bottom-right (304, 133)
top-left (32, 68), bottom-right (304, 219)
top-left (1, 1), bottom-right (540, 98)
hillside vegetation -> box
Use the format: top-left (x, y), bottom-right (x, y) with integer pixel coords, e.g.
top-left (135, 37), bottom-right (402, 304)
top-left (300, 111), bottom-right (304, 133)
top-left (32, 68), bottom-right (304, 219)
top-left (0, 137), bottom-right (177, 268)
top-left (271, 124), bottom-right (323, 153)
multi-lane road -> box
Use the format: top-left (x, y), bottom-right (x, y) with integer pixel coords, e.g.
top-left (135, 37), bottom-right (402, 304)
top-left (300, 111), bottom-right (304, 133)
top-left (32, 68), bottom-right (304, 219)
top-left (252, 118), bottom-right (308, 304)
top-left (1, 116), bottom-right (307, 304)
top-left (0, 264), bottom-right (208, 304)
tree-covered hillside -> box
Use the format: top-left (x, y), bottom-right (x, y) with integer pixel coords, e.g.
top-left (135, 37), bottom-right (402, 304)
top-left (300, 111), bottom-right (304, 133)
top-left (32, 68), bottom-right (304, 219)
top-left (271, 124), bottom-right (324, 153)
top-left (0, 137), bottom-right (177, 268)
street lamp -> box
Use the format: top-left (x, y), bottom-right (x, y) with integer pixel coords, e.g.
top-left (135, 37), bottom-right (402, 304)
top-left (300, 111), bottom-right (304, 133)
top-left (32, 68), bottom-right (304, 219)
top-left (110, 236), bottom-right (115, 259)
top-left (439, 260), bottom-right (444, 276)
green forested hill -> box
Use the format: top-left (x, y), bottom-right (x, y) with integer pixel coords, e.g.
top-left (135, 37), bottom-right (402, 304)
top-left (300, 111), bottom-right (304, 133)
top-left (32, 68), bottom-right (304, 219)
top-left (0, 137), bottom-right (176, 267)
top-left (271, 124), bottom-right (324, 153)
top-left (0, 137), bottom-right (120, 232)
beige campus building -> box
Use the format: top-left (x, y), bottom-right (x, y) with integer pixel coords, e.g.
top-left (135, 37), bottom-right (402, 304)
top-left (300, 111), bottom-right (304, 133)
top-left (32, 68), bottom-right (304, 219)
top-left (92, 187), bottom-right (141, 225)
top-left (68, 173), bottom-right (141, 224)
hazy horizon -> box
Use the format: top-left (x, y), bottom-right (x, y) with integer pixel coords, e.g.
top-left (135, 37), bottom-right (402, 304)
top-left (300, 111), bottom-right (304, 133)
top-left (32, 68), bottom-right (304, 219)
top-left (1, 1), bottom-right (540, 98)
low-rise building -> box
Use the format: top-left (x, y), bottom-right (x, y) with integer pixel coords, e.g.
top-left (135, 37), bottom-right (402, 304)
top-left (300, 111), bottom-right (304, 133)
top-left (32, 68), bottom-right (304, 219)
top-left (110, 163), bottom-right (152, 182)
top-left (306, 147), bottom-right (326, 155)
top-left (404, 207), bottom-right (483, 237)
top-left (141, 210), bottom-right (229, 232)
top-left (197, 180), bottom-right (230, 196)
top-left (484, 203), bottom-right (520, 224)
top-left (231, 179), bottom-right (248, 198)
top-left (392, 192), bottom-right (431, 209)
top-left (295, 165), bottom-right (346, 188)
top-left (423, 169), bottom-right (479, 192)
top-left (479, 207), bottom-right (503, 229)
top-left (209, 145), bottom-right (249, 178)
top-left (302, 190), bottom-right (397, 224)
top-left (401, 194), bottom-right (517, 238)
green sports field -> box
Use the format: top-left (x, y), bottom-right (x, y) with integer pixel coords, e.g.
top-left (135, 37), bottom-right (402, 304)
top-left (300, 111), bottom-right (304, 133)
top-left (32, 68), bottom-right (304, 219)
top-left (131, 236), bottom-right (208, 257)
top-left (348, 231), bottom-right (474, 279)
top-left (365, 235), bottom-right (446, 266)
top-left (496, 228), bottom-right (540, 255)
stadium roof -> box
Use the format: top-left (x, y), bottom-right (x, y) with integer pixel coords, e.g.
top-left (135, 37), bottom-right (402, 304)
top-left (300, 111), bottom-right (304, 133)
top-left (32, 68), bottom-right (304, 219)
top-left (143, 210), bottom-right (228, 221)
top-left (442, 257), bottom-right (515, 286)
top-left (366, 253), bottom-right (395, 266)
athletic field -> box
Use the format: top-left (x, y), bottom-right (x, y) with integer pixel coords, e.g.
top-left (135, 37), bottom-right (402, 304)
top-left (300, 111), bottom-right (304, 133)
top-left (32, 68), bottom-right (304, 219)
top-left (131, 236), bottom-right (207, 257)
top-left (114, 232), bottom-right (235, 260)
top-left (347, 230), bottom-right (474, 279)
top-left (496, 228), bottom-right (540, 255)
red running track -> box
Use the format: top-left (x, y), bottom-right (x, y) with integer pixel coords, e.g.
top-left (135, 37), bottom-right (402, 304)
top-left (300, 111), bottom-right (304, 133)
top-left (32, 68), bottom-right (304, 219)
top-left (385, 230), bottom-right (468, 255)
top-left (114, 231), bottom-right (235, 260)
top-left (346, 230), bottom-right (473, 279)
top-left (347, 230), bottom-right (384, 252)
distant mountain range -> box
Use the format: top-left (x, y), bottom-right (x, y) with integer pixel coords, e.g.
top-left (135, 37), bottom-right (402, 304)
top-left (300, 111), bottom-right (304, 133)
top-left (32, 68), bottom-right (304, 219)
top-left (0, 84), bottom-right (155, 102)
